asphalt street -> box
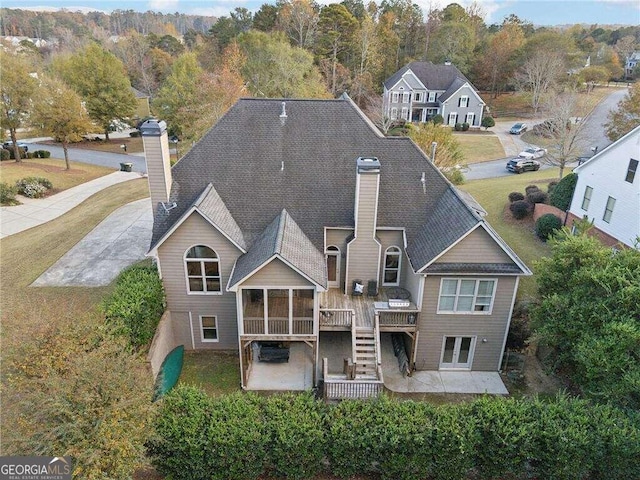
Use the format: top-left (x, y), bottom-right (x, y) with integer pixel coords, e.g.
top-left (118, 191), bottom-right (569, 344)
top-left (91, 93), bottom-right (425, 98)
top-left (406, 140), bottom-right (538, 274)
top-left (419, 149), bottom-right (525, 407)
top-left (465, 87), bottom-right (629, 181)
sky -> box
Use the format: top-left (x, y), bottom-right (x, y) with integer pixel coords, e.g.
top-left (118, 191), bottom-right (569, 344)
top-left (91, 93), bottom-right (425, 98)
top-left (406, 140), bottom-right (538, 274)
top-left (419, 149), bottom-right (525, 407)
top-left (2, 0), bottom-right (640, 26)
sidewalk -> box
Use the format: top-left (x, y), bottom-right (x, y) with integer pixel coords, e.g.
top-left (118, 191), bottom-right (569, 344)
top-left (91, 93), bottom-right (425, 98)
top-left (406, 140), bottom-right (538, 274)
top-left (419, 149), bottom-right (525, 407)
top-left (0, 171), bottom-right (143, 238)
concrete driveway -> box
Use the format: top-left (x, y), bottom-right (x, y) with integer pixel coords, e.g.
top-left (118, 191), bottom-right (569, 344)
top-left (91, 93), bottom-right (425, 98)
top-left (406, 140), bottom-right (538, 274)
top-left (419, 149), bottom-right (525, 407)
top-left (32, 198), bottom-right (153, 287)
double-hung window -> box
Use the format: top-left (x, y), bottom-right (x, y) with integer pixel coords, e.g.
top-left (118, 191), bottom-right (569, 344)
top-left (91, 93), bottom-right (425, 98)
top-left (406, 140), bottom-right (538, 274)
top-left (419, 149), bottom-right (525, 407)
top-left (200, 315), bottom-right (218, 342)
top-left (626, 158), bottom-right (638, 183)
top-left (392, 92), bottom-right (399, 103)
top-left (581, 186), bottom-right (593, 211)
top-left (428, 91), bottom-right (436, 102)
top-left (402, 92), bottom-right (410, 103)
top-left (459, 95), bottom-right (469, 107)
top-left (414, 92), bottom-right (422, 102)
top-left (390, 107), bottom-right (398, 120)
top-left (438, 279), bottom-right (496, 314)
top-left (185, 245), bottom-right (221, 293)
top-left (603, 196), bottom-right (616, 223)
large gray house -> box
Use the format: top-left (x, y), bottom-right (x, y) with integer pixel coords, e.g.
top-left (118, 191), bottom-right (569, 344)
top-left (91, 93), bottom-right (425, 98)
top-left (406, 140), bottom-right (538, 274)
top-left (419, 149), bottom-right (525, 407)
top-left (141, 95), bottom-right (528, 398)
top-left (383, 61), bottom-right (485, 127)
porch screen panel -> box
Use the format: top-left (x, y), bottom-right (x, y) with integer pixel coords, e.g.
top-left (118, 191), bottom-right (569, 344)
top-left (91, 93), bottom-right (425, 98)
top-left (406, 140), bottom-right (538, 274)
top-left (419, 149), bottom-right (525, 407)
top-left (268, 289), bottom-right (290, 334)
top-left (293, 289), bottom-right (314, 334)
top-left (243, 289), bottom-right (265, 334)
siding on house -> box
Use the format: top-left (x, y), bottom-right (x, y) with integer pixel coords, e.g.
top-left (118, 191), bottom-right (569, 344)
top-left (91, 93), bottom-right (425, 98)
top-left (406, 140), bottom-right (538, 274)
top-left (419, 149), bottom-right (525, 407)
top-left (441, 85), bottom-right (483, 127)
top-left (142, 134), bottom-right (172, 208)
top-left (416, 275), bottom-right (517, 370)
top-left (157, 211), bottom-right (242, 349)
top-left (240, 257), bottom-right (314, 287)
top-left (436, 227), bottom-right (514, 264)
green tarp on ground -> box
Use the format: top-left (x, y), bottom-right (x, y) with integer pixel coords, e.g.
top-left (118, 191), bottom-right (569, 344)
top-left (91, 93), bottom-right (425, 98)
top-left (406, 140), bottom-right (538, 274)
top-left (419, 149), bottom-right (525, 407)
top-left (153, 345), bottom-right (184, 401)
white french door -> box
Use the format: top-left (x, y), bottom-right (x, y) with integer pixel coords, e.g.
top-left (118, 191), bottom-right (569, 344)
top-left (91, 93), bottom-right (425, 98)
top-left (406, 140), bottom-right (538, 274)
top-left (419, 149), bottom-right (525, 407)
top-left (440, 336), bottom-right (475, 370)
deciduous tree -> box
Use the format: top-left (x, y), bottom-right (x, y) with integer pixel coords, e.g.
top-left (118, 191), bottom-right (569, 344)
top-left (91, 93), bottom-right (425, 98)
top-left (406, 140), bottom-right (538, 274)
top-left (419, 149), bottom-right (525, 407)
top-left (0, 51), bottom-right (38, 162)
top-left (33, 77), bottom-right (95, 170)
top-left (277, 0), bottom-right (319, 49)
top-left (317, 4), bottom-right (358, 95)
top-left (605, 83), bottom-right (640, 141)
top-left (54, 43), bottom-right (136, 140)
top-left (517, 51), bottom-right (565, 113)
top-left (407, 122), bottom-right (465, 170)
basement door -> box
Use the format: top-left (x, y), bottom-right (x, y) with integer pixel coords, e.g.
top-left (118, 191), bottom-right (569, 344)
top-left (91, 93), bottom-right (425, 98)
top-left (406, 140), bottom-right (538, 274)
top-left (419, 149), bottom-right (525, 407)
top-left (439, 336), bottom-right (475, 370)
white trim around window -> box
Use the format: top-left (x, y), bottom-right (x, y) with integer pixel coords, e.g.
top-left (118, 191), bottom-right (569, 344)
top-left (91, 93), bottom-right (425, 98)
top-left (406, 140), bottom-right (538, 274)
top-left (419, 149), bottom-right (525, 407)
top-left (414, 92), bottom-right (422, 102)
top-left (200, 315), bottom-right (219, 342)
top-left (459, 95), bottom-right (469, 107)
top-left (390, 107), bottom-right (397, 120)
top-left (440, 336), bottom-right (476, 370)
top-left (603, 196), bottom-right (616, 223)
top-left (448, 112), bottom-right (458, 126)
top-left (382, 246), bottom-right (401, 286)
top-left (392, 92), bottom-right (399, 103)
top-left (437, 278), bottom-right (497, 314)
top-left (184, 244), bottom-right (222, 295)
top-left (402, 92), bottom-right (410, 103)
top-left (401, 107), bottom-right (408, 120)
top-left (428, 91), bottom-right (436, 102)
top-left (465, 112), bottom-right (475, 126)
top-left (581, 186), bottom-right (593, 211)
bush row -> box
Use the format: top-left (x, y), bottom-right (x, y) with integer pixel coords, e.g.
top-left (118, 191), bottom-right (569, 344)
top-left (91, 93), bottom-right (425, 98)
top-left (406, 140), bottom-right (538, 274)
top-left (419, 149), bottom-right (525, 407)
top-left (149, 387), bottom-right (640, 480)
top-left (0, 148), bottom-right (51, 160)
top-left (102, 263), bottom-right (165, 348)
top-left (15, 176), bottom-right (53, 198)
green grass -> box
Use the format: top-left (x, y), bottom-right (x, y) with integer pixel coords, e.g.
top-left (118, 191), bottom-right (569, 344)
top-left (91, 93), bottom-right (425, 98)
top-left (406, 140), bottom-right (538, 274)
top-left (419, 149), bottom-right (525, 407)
top-left (459, 170), bottom-right (561, 299)
top-left (179, 351), bottom-right (241, 397)
top-left (0, 157), bottom-right (115, 195)
top-left (454, 133), bottom-right (505, 163)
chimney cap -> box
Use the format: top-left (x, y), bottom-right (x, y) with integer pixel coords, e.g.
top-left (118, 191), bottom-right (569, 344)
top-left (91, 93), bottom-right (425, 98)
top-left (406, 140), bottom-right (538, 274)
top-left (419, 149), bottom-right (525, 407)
top-left (140, 119), bottom-right (167, 137)
top-left (357, 156), bottom-right (381, 173)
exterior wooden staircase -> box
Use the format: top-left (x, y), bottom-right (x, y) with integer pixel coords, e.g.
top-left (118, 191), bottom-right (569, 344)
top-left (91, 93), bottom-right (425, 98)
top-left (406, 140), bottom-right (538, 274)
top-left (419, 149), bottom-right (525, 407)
top-left (354, 327), bottom-right (378, 379)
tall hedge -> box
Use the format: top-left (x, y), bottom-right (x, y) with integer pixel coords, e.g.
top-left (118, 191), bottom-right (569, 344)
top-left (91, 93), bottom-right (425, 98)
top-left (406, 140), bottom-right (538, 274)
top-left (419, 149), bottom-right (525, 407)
top-left (102, 263), bottom-right (165, 348)
top-left (149, 388), bottom-right (640, 480)
top-left (550, 172), bottom-right (578, 210)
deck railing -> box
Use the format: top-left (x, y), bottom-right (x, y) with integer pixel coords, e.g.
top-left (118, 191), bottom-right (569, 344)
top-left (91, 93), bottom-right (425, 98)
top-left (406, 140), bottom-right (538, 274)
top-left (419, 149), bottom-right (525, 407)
top-left (319, 309), bottom-right (353, 329)
top-left (377, 310), bottom-right (418, 327)
top-left (243, 317), bottom-right (314, 335)
top-left (322, 358), bottom-right (383, 401)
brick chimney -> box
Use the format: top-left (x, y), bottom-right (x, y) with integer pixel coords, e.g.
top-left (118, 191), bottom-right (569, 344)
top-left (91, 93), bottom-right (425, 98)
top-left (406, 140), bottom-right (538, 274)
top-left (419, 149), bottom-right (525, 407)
top-left (345, 157), bottom-right (382, 293)
top-left (140, 119), bottom-right (172, 209)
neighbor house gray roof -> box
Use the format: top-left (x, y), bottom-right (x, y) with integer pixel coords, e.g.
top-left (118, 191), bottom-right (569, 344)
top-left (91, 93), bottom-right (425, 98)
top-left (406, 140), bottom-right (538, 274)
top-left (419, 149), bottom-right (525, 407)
top-left (423, 263), bottom-right (523, 274)
top-left (150, 96), bottom-right (525, 274)
top-left (228, 209), bottom-right (326, 288)
top-left (384, 61), bottom-right (475, 91)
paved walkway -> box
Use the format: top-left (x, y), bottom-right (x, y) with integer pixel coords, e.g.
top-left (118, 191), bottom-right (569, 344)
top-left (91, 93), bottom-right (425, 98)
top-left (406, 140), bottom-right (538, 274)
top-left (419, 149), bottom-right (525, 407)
top-left (32, 198), bottom-right (153, 287)
top-left (0, 171), bottom-right (142, 238)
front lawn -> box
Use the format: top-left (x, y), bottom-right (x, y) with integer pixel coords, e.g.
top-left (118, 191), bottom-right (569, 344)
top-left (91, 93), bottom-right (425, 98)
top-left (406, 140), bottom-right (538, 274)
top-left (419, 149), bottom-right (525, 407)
top-left (459, 170), bottom-right (561, 299)
top-left (454, 132), bottom-right (505, 163)
top-left (0, 158), bottom-right (115, 194)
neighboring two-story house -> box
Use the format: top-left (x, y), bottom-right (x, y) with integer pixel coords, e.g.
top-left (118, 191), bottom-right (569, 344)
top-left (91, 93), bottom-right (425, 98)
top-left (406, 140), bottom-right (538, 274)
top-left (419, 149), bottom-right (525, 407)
top-left (567, 125), bottom-right (640, 249)
top-left (625, 52), bottom-right (639, 79)
top-left (141, 95), bottom-right (529, 398)
top-left (383, 61), bottom-right (485, 127)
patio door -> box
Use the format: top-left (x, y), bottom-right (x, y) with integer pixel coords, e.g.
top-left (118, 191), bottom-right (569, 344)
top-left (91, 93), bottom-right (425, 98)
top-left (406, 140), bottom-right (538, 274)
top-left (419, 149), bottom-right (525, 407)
top-left (440, 336), bottom-right (475, 370)
top-left (326, 246), bottom-right (340, 289)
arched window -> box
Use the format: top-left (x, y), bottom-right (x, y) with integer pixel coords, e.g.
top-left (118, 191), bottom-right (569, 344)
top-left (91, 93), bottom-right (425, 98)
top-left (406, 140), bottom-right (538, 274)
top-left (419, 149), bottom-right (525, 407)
top-left (383, 246), bottom-right (401, 286)
top-left (185, 245), bottom-right (221, 293)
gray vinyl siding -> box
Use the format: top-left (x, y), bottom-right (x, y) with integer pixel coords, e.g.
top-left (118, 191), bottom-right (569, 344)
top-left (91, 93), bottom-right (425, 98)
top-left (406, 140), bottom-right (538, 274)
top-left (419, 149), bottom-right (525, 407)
top-left (416, 275), bottom-right (517, 371)
top-left (401, 252), bottom-right (422, 304)
top-left (241, 258), bottom-right (314, 287)
top-left (442, 85), bottom-right (483, 127)
top-left (157, 211), bottom-right (242, 350)
top-left (436, 227), bottom-right (514, 264)
top-left (142, 135), bottom-right (172, 208)
top-left (346, 172), bottom-right (381, 292)
top-left (326, 228), bottom-right (352, 290)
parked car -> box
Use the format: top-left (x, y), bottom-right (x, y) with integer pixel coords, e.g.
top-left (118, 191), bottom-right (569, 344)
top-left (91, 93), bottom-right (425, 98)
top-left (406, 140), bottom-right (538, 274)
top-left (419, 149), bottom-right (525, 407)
top-left (518, 146), bottom-right (547, 159)
top-left (3, 141), bottom-right (28, 152)
top-left (510, 122), bottom-right (527, 135)
top-left (506, 158), bottom-right (541, 173)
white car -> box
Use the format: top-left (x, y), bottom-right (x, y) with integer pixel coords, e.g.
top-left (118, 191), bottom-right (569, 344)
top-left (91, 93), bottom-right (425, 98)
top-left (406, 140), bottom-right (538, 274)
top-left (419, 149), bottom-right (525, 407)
top-left (518, 146), bottom-right (547, 160)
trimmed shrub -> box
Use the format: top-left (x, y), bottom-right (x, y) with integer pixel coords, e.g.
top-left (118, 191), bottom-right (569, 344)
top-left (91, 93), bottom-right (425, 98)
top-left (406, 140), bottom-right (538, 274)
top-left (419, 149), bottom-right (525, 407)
top-left (102, 263), bottom-right (165, 348)
top-left (461, 122), bottom-right (469, 131)
top-left (510, 199), bottom-right (532, 219)
top-left (547, 180), bottom-right (558, 193)
top-left (129, 130), bottom-right (141, 137)
top-left (536, 213), bottom-right (562, 240)
top-left (508, 191), bottom-right (525, 202)
top-left (26, 152), bottom-right (34, 159)
top-left (33, 149), bottom-right (51, 158)
top-left (550, 172), bottom-right (578, 211)
top-left (15, 177), bottom-right (53, 198)
top-left (431, 114), bottom-right (444, 125)
top-left (454, 122), bottom-right (463, 131)
top-left (525, 184), bottom-right (540, 195)
top-left (0, 149), bottom-right (10, 161)
top-left (265, 393), bottom-right (326, 479)
top-left (0, 182), bottom-right (18, 205)
top-left (527, 190), bottom-right (549, 204)
top-left (481, 116), bottom-right (495, 129)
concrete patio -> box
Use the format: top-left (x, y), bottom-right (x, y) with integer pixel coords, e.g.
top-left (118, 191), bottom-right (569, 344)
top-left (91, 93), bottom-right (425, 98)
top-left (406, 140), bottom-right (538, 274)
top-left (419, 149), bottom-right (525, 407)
top-left (246, 342), bottom-right (314, 390)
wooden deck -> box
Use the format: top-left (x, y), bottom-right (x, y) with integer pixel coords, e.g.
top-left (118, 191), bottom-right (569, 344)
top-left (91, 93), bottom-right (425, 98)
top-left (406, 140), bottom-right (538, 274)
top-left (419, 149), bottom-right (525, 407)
top-left (319, 288), bottom-right (419, 329)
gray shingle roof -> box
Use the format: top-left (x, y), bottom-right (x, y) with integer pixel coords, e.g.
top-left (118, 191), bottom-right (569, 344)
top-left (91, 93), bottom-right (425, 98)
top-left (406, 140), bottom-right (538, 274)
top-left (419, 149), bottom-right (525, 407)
top-left (196, 184), bottom-right (247, 251)
top-left (438, 77), bottom-right (468, 103)
top-left (151, 96), bottom-right (523, 275)
top-left (228, 209), bottom-right (326, 288)
top-left (384, 61), bottom-right (474, 91)
top-left (424, 263), bottom-right (523, 274)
